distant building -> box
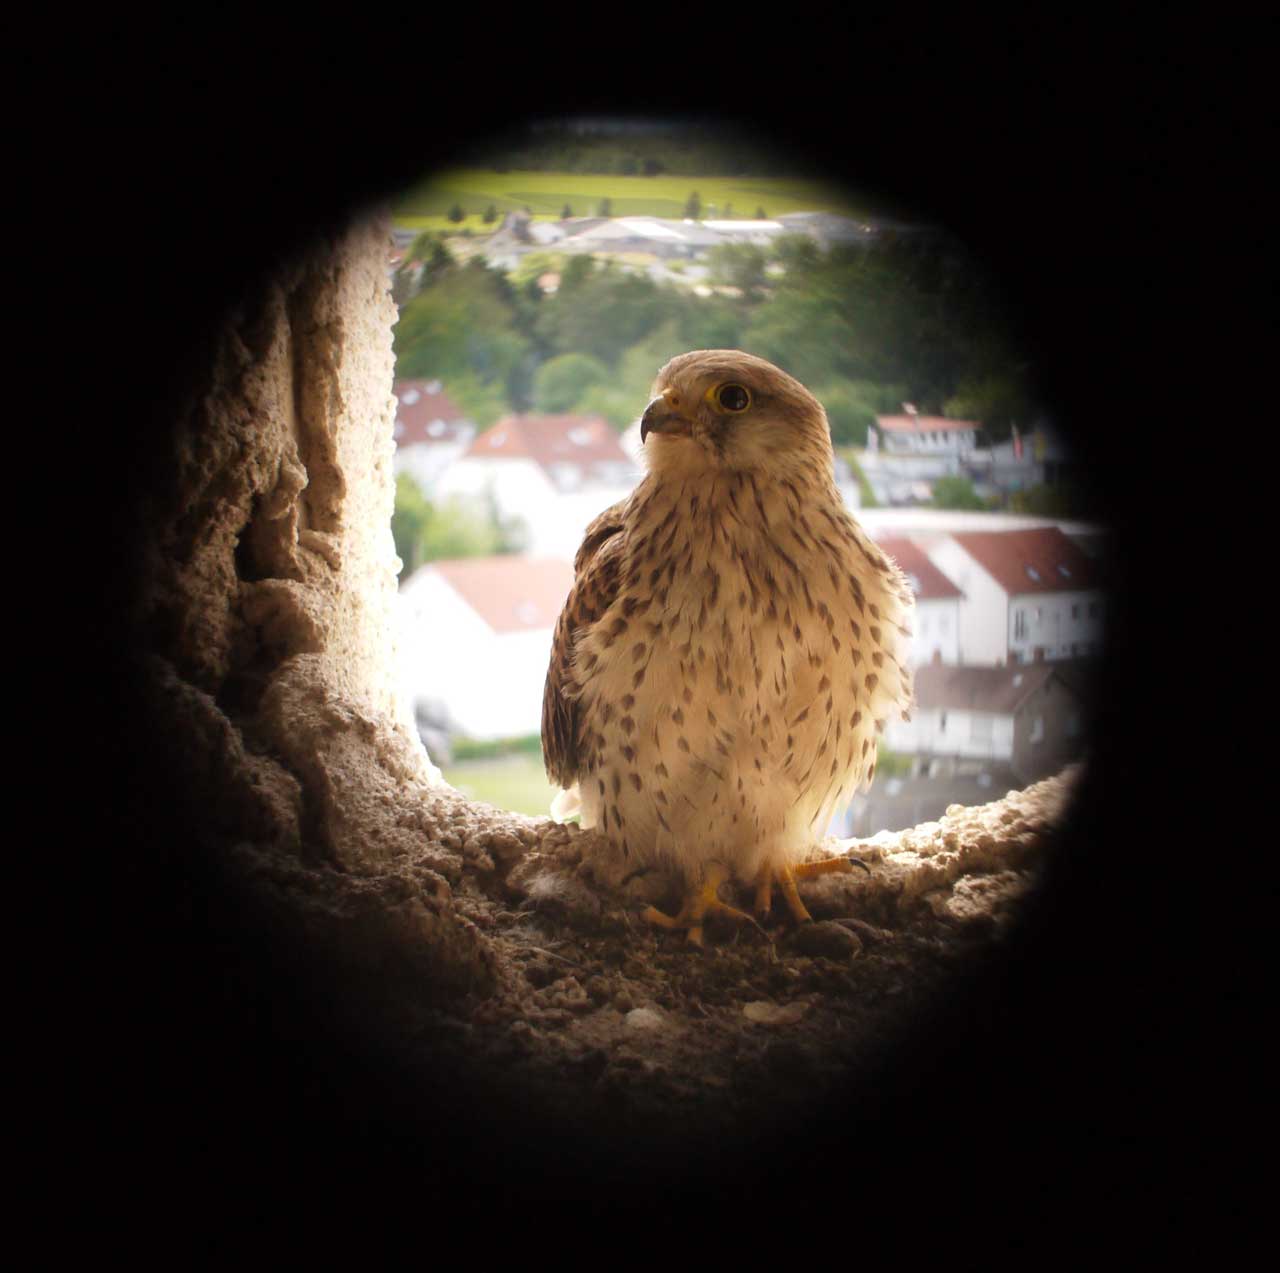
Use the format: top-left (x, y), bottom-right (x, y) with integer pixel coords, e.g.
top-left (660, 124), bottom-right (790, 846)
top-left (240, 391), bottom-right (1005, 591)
top-left (858, 507), bottom-right (1106, 551)
top-left (774, 211), bottom-right (879, 249)
top-left (966, 420), bottom-right (1077, 495)
top-left (884, 660), bottom-right (1094, 785)
top-left (391, 379), bottom-right (475, 494)
top-left (700, 219), bottom-right (789, 246)
top-left (557, 216), bottom-right (727, 260)
top-left (876, 537), bottom-right (963, 666)
top-left (396, 555), bottom-right (573, 741)
top-left (433, 413), bottom-right (641, 559)
top-left (870, 407), bottom-right (980, 457)
top-left (925, 527), bottom-right (1105, 665)
top-left (857, 407), bottom-right (982, 504)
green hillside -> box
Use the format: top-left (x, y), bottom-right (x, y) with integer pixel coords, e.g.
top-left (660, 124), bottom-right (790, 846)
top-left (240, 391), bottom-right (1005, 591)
top-left (392, 168), bottom-right (870, 232)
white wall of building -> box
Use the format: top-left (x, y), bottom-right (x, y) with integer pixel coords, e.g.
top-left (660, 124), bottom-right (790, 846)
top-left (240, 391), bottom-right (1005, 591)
top-left (434, 455), bottom-right (554, 512)
top-left (879, 427), bottom-right (977, 456)
top-left (1007, 589), bottom-right (1106, 663)
top-left (534, 488), bottom-right (636, 559)
top-left (885, 706), bottom-right (1015, 763)
top-left (910, 597), bottom-right (962, 666)
top-left (924, 538), bottom-right (1010, 665)
top-left (393, 441), bottom-right (471, 496)
top-left (433, 458), bottom-right (636, 559)
top-left (395, 571), bottom-right (555, 740)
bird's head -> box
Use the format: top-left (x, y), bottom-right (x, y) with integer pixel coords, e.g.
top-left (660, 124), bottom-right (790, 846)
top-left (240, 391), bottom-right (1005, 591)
top-left (639, 350), bottom-right (834, 483)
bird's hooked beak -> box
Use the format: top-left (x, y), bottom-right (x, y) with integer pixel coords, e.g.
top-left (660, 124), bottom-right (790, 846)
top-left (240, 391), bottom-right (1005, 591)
top-left (640, 392), bottom-right (693, 445)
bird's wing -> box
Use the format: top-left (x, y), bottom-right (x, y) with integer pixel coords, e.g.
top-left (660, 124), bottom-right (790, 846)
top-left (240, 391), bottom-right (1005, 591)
top-left (542, 498), bottom-right (629, 787)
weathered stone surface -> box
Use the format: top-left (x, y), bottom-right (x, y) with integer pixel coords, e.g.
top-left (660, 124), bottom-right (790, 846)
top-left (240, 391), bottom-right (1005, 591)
top-left (124, 203), bottom-right (1086, 1136)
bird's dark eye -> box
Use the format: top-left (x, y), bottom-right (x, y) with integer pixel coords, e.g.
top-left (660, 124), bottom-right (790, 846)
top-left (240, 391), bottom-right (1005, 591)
top-left (716, 383), bottom-right (751, 413)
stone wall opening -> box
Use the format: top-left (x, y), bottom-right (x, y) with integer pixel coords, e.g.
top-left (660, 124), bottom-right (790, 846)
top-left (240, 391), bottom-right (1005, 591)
top-left (62, 35), bottom-right (1181, 1225)
top-left (115, 203), bottom-right (1097, 1185)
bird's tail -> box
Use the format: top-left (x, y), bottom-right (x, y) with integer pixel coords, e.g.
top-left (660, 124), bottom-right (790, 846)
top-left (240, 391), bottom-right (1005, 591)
top-left (550, 783), bottom-right (582, 824)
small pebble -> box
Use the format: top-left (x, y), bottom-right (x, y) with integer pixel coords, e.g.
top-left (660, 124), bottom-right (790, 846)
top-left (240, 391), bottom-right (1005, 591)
top-left (791, 921), bottom-right (863, 961)
top-left (743, 1000), bottom-right (808, 1026)
top-left (624, 1007), bottom-right (664, 1031)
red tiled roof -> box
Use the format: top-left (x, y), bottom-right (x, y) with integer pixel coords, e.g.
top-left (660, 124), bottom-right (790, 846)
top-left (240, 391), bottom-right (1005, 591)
top-left (393, 379), bottom-right (470, 447)
top-left (875, 414), bottom-right (979, 433)
top-left (432, 556), bottom-right (573, 634)
top-left (877, 537), bottom-right (963, 600)
top-left (949, 527), bottom-right (1099, 595)
top-left (464, 414), bottom-right (636, 488)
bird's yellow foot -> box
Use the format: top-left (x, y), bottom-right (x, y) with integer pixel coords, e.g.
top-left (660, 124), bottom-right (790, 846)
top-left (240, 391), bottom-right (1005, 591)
top-left (753, 857), bottom-right (871, 925)
top-left (643, 862), bottom-right (759, 946)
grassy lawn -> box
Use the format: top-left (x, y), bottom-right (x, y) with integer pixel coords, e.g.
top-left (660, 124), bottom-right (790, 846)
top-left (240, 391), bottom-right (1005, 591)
top-left (442, 753), bottom-right (559, 818)
top-left (392, 168), bottom-right (870, 232)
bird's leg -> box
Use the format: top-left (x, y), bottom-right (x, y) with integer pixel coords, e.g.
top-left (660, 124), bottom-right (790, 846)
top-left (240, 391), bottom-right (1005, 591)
top-left (754, 857), bottom-right (872, 925)
top-left (643, 861), bottom-right (758, 946)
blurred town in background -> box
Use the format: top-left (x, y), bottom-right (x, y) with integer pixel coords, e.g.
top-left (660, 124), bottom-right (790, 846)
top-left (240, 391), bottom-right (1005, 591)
top-left (388, 119), bottom-right (1107, 834)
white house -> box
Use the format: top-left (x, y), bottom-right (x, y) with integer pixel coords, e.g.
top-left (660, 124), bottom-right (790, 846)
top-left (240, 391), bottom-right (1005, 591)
top-left (391, 379), bottom-right (475, 494)
top-left (858, 408), bottom-right (982, 505)
top-left (396, 555), bottom-right (574, 742)
top-left (869, 407), bottom-right (980, 457)
top-left (433, 413), bottom-right (641, 559)
top-left (924, 527), bottom-right (1105, 665)
top-left (884, 660), bottom-right (1093, 784)
top-left (876, 537), bottom-right (963, 666)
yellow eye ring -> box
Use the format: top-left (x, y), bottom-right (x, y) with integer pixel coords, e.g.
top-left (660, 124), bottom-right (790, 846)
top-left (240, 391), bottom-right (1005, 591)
top-left (710, 382), bottom-right (751, 413)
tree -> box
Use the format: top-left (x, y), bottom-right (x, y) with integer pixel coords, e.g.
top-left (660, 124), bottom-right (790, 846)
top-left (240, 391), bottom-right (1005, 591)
top-left (943, 370), bottom-right (1033, 440)
top-left (531, 352), bottom-right (610, 413)
top-left (447, 203), bottom-right (465, 224)
top-left (683, 191), bottom-right (702, 220)
top-left (596, 197), bottom-right (613, 217)
top-left (817, 385), bottom-right (878, 446)
top-left (534, 267), bottom-right (679, 368)
top-left (405, 230), bottom-right (437, 264)
top-left (930, 475), bottom-right (988, 510)
top-left (420, 239), bottom-right (455, 289)
top-left (559, 254), bottom-right (594, 291)
top-left (482, 204), bottom-right (498, 225)
top-left (755, 205), bottom-right (767, 220)
top-left (391, 473), bottom-right (434, 577)
top-left (706, 242), bottom-right (768, 300)
top-left (392, 474), bottom-right (528, 577)
top-left (561, 203), bottom-right (573, 219)
top-left (771, 233), bottom-right (820, 275)
top-left (392, 259), bottom-right (531, 424)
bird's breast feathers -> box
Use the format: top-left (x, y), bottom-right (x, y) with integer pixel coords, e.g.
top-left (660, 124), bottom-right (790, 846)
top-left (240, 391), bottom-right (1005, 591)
top-left (565, 469), bottom-right (914, 878)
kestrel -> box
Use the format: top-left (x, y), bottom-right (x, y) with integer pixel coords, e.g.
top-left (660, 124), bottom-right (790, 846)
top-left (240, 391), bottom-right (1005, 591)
top-left (542, 350), bottom-right (914, 942)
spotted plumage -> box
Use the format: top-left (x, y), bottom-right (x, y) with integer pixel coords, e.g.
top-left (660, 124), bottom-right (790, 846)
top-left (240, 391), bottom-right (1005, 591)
top-left (542, 350), bottom-right (914, 932)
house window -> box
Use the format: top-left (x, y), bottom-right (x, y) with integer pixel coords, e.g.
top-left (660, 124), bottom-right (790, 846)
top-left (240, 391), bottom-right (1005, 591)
top-left (1089, 601), bottom-right (1100, 619)
top-left (1014, 609), bottom-right (1027, 639)
top-left (939, 711), bottom-right (947, 733)
top-left (1071, 603), bottom-right (1080, 620)
top-left (1066, 712), bottom-right (1081, 738)
top-left (1029, 715), bottom-right (1044, 744)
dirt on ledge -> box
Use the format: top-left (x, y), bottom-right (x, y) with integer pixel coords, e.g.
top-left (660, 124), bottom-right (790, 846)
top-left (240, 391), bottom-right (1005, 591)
top-left (211, 764), bottom-right (1079, 1174)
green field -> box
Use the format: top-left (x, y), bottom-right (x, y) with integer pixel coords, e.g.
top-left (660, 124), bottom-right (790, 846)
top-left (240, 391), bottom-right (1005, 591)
top-left (442, 753), bottom-right (559, 818)
top-left (392, 168), bottom-right (870, 232)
